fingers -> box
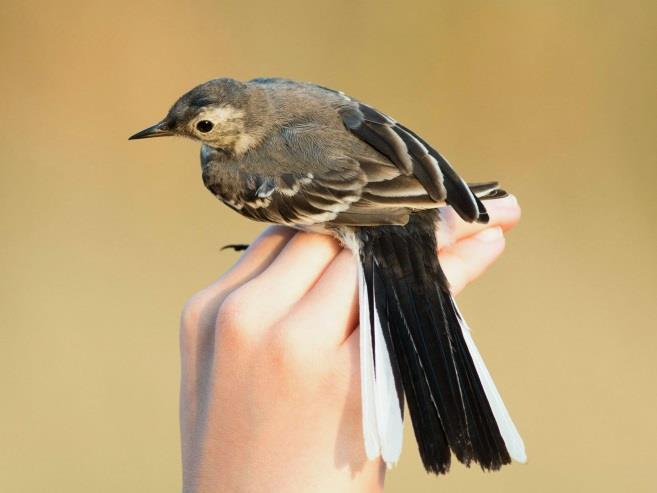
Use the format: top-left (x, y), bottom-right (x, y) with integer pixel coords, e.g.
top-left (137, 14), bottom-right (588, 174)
top-left (200, 226), bottom-right (296, 304)
top-left (180, 226), bottom-right (295, 407)
top-left (180, 225), bottom-right (294, 332)
top-left (439, 226), bottom-right (507, 295)
top-left (180, 226), bottom-right (296, 338)
top-left (439, 195), bottom-right (521, 248)
top-left (217, 231), bottom-right (342, 335)
top-left (282, 249), bottom-right (360, 348)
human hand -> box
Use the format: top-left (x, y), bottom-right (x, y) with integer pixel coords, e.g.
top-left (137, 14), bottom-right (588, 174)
top-left (179, 196), bottom-right (521, 493)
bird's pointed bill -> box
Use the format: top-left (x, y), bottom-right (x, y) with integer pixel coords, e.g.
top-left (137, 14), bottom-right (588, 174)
top-left (129, 121), bottom-right (173, 140)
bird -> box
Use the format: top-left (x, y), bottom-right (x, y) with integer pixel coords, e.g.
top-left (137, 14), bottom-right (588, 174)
top-left (130, 77), bottom-right (526, 474)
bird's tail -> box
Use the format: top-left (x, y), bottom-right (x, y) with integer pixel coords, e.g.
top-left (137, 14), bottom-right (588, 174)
top-left (355, 210), bottom-right (526, 473)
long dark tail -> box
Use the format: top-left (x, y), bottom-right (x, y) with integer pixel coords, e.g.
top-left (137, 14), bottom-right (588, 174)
top-left (357, 209), bottom-right (524, 473)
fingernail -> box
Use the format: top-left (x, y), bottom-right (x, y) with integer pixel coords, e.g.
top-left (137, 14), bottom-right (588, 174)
top-left (489, 194), bottom-right (517, 208)
top-left (474, 227), bottom-right (503, 242)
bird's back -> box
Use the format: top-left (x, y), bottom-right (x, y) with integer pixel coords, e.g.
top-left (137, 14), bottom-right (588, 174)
top-left (248, 78), bottom-right (359, 132)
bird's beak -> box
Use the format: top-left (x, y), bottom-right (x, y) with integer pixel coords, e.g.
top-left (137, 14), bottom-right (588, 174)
top-left (129, 121), bottom-right (174, 140)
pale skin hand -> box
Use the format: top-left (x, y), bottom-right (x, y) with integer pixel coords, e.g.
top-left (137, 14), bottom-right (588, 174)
top-left (180, 196), bottom-right (521, 493)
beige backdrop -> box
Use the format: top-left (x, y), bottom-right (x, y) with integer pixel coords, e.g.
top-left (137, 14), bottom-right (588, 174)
top-left (1, 1), bottom-right (656, 491)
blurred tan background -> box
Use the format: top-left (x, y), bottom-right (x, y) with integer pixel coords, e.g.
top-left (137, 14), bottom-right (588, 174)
top-left (1, 1), bottom-right (656, 491)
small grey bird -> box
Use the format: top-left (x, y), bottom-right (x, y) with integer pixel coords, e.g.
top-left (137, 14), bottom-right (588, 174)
top-left (130, 77), bottom-right (526, 474)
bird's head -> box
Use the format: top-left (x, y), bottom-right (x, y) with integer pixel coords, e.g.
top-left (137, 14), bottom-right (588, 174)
top-left (129, 78), bottom-right (264, 156)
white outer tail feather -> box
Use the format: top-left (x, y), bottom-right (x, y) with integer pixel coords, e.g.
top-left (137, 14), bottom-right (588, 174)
top-left (358, 262), bottom-right (381, 459)
top-left (453, 301), bottom-right (527, 463)
top-left (372, 286), bottom-right (404, 464)
top-left (358, 262), bottom-right (404, 467)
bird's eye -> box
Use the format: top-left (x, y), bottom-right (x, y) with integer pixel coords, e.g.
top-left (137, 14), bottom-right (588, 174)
top-left (196, 120), bottom-right (214, 133)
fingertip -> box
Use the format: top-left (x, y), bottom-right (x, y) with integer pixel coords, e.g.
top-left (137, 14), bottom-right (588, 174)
top-left (486, 194), bottom-right (521, 213)
top-left (440, 228), bottom-right (507, 295)
top-left (488, 193), bottom-right (519, 208)
top-left (484, 197), bottom-right (521, 232)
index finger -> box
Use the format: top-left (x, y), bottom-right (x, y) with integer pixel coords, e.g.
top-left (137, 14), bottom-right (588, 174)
top-left (181, 225), bottom-right (295, 335)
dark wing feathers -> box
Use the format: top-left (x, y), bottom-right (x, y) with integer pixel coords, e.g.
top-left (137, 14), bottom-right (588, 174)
top-left (365, 174), bottom-right (434, 197)
top-left (330, 210), bottom-right (410, 226)
top-left (203, 156), bottom-right (366, 226)
top-left (393, 125), bottom-right (445, 201)
top-left (468, 181), bottom-right (509, 200)
top-left (466, 181), bottom-right (509, 224)
top-left (396, 123), bottom-right (481, 222)
top-left (358, 193), bottom-right (440, 209)
top-left (258, 167), bottom-right (364, 226)
top-left (358, 157), bottom-right (403, 183)
top-left (348, 122), bottom-right (414, 174)
top-left (340, 98), bottom-right (485, 223)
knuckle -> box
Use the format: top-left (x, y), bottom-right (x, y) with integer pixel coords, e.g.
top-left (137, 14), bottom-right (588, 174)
top-left (267, 319), bottom-right (315, 373)
top-left (215, 286), bottom-right (264, 344)
top-left (180, 290), bottom-right (210, 341)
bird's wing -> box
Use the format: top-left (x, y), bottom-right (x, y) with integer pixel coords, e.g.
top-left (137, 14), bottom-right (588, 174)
top-left (202, 137), bottom-right (374, 226)
top-left (264, 163), bottom-right (367, 226)
top-left (262, 112), bottom-right (445, 226)
top-left (250, 115), bottom-right (484, 228)
top-left (205, 158), bottom-right (372, 227)
top-left (249, 79), bottom-right (488, 223)
top-left (244, 122), bottom-right (425, 227)
top-left (338, 100), bottom-right (486, 223)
